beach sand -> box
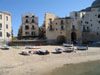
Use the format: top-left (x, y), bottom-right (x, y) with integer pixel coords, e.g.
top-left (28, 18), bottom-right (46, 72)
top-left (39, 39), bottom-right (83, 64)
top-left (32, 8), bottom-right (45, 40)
top-left (0, 45), bottom-right (100, 75)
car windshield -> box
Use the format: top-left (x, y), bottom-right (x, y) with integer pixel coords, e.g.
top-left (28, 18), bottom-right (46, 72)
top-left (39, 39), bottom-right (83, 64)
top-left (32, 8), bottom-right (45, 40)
top-left (64, 46), bottom-right (72, 47)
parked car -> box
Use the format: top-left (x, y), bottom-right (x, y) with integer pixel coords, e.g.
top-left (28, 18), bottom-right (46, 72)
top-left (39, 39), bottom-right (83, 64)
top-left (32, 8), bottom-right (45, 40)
top-left (25, 46), bottom-right (40, 49)
top-left (55, 48), bottom-right (62, 53)
top-left (37, 50), bottom-right (50, 55)
top-left (77, 45), bottom-right (88, 50)
top-left (28, 50), bottom-right (38, 54)
top-left (63, 44), bottom-right (74, 52)
top-left (21, 51), bottom-right (29, 55)
top-left (2, 45), bottom-right (11, 50)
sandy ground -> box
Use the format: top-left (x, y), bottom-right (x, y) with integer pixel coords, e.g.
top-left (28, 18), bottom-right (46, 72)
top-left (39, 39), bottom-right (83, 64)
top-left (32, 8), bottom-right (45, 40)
top-left (0, 45), bottom-right (100, 75)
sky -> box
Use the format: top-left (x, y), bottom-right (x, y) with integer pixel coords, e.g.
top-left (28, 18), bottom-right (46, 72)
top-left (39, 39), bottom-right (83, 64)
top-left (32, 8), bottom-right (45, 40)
top-left (0, 0), bottom-right (95, 36)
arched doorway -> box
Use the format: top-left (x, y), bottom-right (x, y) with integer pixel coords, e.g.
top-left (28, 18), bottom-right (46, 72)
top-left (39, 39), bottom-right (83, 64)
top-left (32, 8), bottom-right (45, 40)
top-left (57, 35), bottom-right (66, 44)
top-left (71, 32), bottom-right (77, 44)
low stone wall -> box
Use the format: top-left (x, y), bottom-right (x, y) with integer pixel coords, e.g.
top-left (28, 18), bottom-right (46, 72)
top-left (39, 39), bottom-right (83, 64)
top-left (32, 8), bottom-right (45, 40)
top-left (8, 40), bottom-right (47, 46)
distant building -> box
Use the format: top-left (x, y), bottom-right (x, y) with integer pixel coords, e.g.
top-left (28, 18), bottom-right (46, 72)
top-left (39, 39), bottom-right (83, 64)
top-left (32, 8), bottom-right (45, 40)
top-left (18, 13), bottom-right (39, 40)
top-left (70, 0), bottom-right (100, 43)
top-left (0, 11), bottom-right (12, 43)
top-left (44, 13), bottom-right (74, 44)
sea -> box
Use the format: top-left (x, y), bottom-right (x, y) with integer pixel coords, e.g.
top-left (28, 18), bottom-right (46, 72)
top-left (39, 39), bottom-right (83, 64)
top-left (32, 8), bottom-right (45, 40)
top-left (47, 60), bottom-right (100, 75)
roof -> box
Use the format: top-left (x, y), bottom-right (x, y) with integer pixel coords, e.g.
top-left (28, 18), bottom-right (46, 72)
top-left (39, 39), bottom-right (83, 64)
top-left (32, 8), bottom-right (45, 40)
top-left (22, 13), bottom-right (36, 17)
top-left (80, 7), bottom-right (91, 12)
top-left (92, 0), bottom-right (100, 7)
top-left (0, 11), bottom-right (11, 15)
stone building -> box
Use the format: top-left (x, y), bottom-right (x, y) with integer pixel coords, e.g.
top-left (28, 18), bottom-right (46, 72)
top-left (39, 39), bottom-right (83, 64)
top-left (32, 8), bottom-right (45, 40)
top-left (70, 0), bottom-right (100, 43)
top-left (44, 0), bottom-right (100, 44)
top-left (18, 13), bottom-right (39, 40)
top-left (44, 13), bottom-right (74, 44)
top-left (0, 11), bottom-right (12, 43)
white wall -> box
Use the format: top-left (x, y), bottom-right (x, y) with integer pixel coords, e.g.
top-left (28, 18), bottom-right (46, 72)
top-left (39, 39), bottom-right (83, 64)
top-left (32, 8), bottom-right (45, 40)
top-left (0, 12), bottom-right (12, 42)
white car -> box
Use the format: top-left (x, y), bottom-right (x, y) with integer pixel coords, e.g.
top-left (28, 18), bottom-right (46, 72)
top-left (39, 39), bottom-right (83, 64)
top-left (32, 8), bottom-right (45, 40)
top-left (63, 44), bottom-right (74, 52)
top-left (77, 45), bottom-right (88, 50)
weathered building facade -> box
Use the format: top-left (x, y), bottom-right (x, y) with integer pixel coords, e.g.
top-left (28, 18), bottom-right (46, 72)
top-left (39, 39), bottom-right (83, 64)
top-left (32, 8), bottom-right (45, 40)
top-left (18, 0), bottom-right (100, 44)
top-left (44, 13), bottom-right (79, 44)
top-left (18, 13), bottom-right (39, 40)
top-left (44, 0), bottom-right (100, 44)
top-left (70, 0), bottom-right (100, 43)
top-left (0, 11), bottom-right (12, 43)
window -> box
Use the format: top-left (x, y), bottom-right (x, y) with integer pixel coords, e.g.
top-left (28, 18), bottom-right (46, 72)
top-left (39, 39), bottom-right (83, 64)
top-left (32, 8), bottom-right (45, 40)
top-left (25, 16), bottom-right (29, 18)
top-left (32, 19), bottom-right (34, 23)
top-left (91, 24), bottom-right (93, 27)
top-left (98, 21), bottom-right (100, 23)
top-left (81, 21), bottom-right (83, 24)
top-left (98, 14), bottom-right (100, 18)
top-left (6, 16), bottom-right (8, 21)
top-left (75, 12), bottom-right (78, 17)
top-left (72, 25), bottom-right (75, 30)
top-left (6, 24), bottom-right (8, 29)
top-left (32, 25), bottom-right (35, 29)
top-left (87, 26), bottom-right (89, 30)
top-left (25, 19), bottom-right (29, 23)
top-left (49, 18), bottom-right (52, 24)
top-left (0, 15), bottom-right (2, 20)
top-left (0, 32), bottom-right (2, 37)
top-left (97, 32), bottom-right (99, 35)
top-left (49, 25), bottom-right (54, 31)
top-left (61, 25), bottom-right (64, 30)
top-left (32, 16), bottom-right (34, 18)
top-left (6, 32), bottom-right (10, 38)
top-left (0, 23), bottom-right (2, 29)
top-left (31, 32), bottom-right (35, 36)
top-left (83, 25), bottom-right (86, 31)
top-left (25, 32), bottom-right (30, 35)
top-left (82, 15), bottom-right (84, 19)
top-left (50, 25), bottom-right (52, 29)
top-left (61, 20), bottom-right (64, 25)
top-left (25, 26), bottom-right (29, 30)
top-left (56, 23), bottom-right (57, 25)
top-left (85, 21), bottom-right (89, 24)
